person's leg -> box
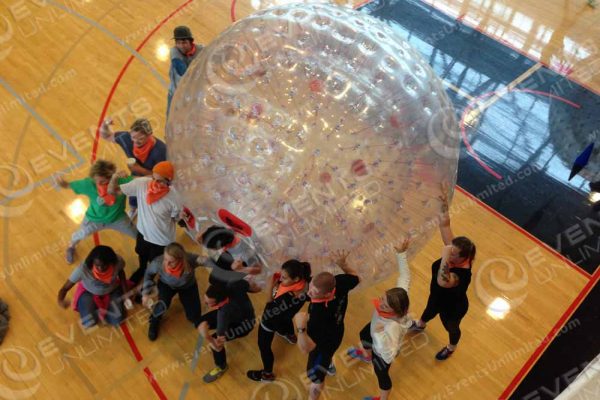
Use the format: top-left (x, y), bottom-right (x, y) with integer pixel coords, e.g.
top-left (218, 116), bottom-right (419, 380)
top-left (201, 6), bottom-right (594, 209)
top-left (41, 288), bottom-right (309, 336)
top-left (436, 308), bottom-right (467, 360)
top-left (258, 324), bottom-right (276, 372)
top-left (413, 294), bottom-right (440, 329)
top-left (178, 281), bottom-right (202, 327)
top-left (104, 289), bottom-right (126, 326)
top-left (148, 281), bottom-right (176, 340)
top-left (66, 219), bottom-right (101, 263)
top-left (77, 292), bottom-right (98, 328)
top-left (132, 232), bottom-right (149, 285)
top-left (108, 215), bottom-right (138, 240)
top-left (348, 322), bottom-right (373, 362)
top-left (306, 348), bottom-right (328, 400)
top-left (372, 352), bottom-right (392, 398)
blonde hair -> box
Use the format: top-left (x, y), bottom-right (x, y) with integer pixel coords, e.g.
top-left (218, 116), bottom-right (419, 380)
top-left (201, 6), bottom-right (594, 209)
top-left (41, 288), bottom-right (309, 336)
top-left (130, 118), bottom-right (152, 135)
top-left (164, 242), bottom-right (189, 271)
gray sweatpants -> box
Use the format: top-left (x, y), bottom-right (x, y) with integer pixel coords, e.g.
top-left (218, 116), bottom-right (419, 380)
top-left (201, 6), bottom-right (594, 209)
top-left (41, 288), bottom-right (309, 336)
top-left (70, 216), bottom-right (137, 246)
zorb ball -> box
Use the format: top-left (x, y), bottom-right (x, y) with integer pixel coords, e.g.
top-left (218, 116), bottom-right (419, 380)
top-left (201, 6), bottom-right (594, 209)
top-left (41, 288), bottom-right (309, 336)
top-left (167, 3), bottom-right (459, 284)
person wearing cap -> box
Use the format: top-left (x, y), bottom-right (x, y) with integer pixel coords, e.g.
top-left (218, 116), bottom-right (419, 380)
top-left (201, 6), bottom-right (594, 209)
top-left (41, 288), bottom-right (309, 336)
top-left (168, 25), bottom-right (202, 115)
top-left (100, 117), bottom-right (167, 218)
top-left (110, 161), bottom-right (183, 285)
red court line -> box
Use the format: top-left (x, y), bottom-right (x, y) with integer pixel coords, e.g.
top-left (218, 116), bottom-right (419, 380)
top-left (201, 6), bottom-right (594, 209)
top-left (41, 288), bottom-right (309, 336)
top-left (419, 0), bottom-right (600, 97)
top-left (230, 0), bottom-right (237, 22)
top-left (455, 185), bottom-right (592, 280)
top-left (499, 268), bottom-right (599, 399)
top-left (90, 1), bottom-right (196, 399)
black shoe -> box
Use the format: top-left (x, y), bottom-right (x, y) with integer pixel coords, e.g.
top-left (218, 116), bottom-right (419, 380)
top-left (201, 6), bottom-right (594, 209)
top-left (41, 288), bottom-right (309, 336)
top-left (133, 292), bottom-right (143, 305)
top-left (148, 320), bottom-right (160, 341)
top-left (435, 346), bottom-right (454, 360)
top-left (246, 370), bottom-right (275, 382)
top-left (589, 181), bottom-right (600, 192)
top-left (593, 201), bottom-right (600, 212)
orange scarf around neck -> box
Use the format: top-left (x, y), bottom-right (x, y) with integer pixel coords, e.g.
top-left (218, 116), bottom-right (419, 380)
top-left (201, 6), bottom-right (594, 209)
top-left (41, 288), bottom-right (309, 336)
top-left (275, 280), bottom-right (306, 299)
top-left (133, 136), bottom-right (156, 163)
top-left (372, 298), bottom-right (397, 319)
top-left (164, 259), bottom-right (184, 278)
top-left (310, 288), bottom-right (336, 307)
top-left (96, 182), bottom-right (116, 206)
top-left (146, 179), bottom-right (170, 204)
top-left (92, 265), bottom-right (114, 284)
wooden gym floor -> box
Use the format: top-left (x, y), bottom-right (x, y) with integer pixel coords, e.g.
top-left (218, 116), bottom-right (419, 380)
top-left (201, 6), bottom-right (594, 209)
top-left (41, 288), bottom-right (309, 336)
top-left (0, 0), bottom-right (598, 399)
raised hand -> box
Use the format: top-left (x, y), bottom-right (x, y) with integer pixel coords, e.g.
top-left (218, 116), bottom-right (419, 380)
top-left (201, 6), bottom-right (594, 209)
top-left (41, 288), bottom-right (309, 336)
top-left (331, 249), bottom-right (350, 268)
top-left (393, 237), bottom-right (411, 253)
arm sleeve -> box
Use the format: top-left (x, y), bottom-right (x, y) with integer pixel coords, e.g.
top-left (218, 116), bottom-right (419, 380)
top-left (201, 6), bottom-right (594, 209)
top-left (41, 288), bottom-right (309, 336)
top-left (68, 179), bottom-right (87, 195)
top-left (395, 252), bottom-right (411, 291)
top-left (117, 176), bottom-right (134, 185)
top-left (68, 264), bottom-right (84, 283)
top-left (114, 131), bottom-right (133, 156)
top-left (120, 178), bottom-right (143, 197)
top-left (335, 274), bottom-right (360, 296)
top-left (187, 253), bottom-right (203, 269)
top-left (228, 278), bottom-right (250, 294)
top-left (142, 259), bottom-right (160, 296)
top-left (171, 58), bottom-right (187, 77)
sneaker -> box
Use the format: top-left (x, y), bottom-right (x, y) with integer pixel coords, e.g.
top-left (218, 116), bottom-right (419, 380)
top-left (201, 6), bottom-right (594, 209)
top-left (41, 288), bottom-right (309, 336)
top-left (326, 362), bottom-right (336, 376)
top-left (347, 347), bottom-right (372, 363)
top-left (65, 246), bottom-right (76, 264)
top-left (203, 365), bottom-right (228, 383)
top-left (435, 346), bottom-right (454, 360)
top-left (408, 320), bottom-right (425, 332)
top-left (276, 332), bottom-right (297, 344)
top-left (246, 369), bottom-right (275, 382)
top-left (148, 320), bottom-right (159, 341)
top-left (363, 397), bottom-right (381, 400)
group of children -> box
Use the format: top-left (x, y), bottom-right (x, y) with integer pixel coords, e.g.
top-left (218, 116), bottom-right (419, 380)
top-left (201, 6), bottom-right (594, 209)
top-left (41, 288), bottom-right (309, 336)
top-left (53, 25), bottom-right (478, 400)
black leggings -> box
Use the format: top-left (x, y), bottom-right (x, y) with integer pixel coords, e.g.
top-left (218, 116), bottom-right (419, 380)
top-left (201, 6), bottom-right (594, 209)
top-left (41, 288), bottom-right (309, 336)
top-left (199, 310), bottom-right (255, 368)
top-left (420, 295), bottom-right (468, 346)
top-left (258, 320), bottom-right (295, 372)
top-left (359, 323), bottom-right (392, 391)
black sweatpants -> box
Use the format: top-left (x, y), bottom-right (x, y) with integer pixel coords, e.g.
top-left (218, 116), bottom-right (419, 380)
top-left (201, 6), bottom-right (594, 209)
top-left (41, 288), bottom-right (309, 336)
top-left (131, 232), bottom-right (165, 284)
top-left (150, 280), bottom-right (202, 327)
top-left (359, 323), bottom-right (392, 391)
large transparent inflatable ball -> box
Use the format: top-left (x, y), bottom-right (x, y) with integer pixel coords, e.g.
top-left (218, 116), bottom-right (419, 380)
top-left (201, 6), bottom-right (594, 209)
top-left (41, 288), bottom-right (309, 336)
top-left (167, 3), bottom-right (459, 284)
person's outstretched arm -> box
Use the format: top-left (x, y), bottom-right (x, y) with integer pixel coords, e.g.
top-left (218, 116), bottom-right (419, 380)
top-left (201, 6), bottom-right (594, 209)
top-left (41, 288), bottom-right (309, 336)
top-left (438, 182), bottom-right (454, 246)
top-left (393, 238), bottom-right (411, 291)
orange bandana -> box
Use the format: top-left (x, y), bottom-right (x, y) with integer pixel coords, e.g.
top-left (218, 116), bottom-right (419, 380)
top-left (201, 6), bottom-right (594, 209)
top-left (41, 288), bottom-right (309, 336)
top-left (372, 298), bottom-right (397, 319)
top-left (310, 288), bottom-right (336, 307)
top-left (448, 259), bottom-right (470, 268)
top-left (146, 179), bottom-right (170, 204)
top-left (133, 136), bottom-right (156, 163)
top-left (96, 182), bottom-right (115, 206)
top-left (164, 259), bottom-right (184, 278)
top-left (275, 280), bottom-right (306, 299)
top-left (186, 44), bottom-right (197, 57)
top-left (212, 298), bottom-right (230, 310)
top-left (92, 265), bottom-right (114, 284)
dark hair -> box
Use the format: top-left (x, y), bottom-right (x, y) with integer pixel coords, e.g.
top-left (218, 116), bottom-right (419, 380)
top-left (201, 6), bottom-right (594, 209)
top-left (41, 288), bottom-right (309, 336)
top-left (282, 259), bottom-right (311, 281)
top-left (312, 272), bottom-right (335, 293)
top-left (201, 225), bottom-right (235, 250)
top-left (89, 160), bottom-right (116, 179)
top-left (205, 284), bottom-right (228, 303)
top-left (386, 287), bottom-right (409, 317)
top-left (84, 245), bottom-right (118, 269)
top-left (452, 236), bottom-right (476, 263)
